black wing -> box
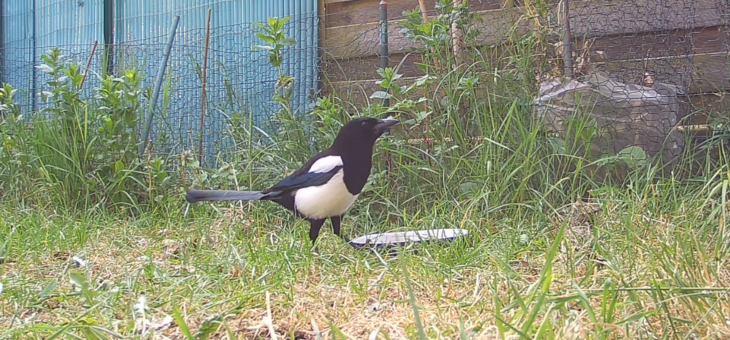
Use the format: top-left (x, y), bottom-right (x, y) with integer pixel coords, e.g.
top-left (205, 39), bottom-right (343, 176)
top-left (262, 165), bottom-right (343, 197)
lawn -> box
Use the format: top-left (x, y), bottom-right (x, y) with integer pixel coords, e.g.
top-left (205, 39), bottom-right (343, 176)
top-left (3, 181), bottom-right (730, 339)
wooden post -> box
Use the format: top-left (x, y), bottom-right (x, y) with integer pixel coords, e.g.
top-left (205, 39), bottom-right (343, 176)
top-left (379, 0), bottom-right (389, 107)
top-left (452, 0), bottom-right (464, 69)
top-left (417, 0), bottom-right (439, 70)
top-left (317, 0), bottom-right (326, 95)
top-left (79, 41), bottom-right (98, 90)
top-left (198, 8), bottom-right (212, 163)
top-left (562, 0), bottom-right (573, 78)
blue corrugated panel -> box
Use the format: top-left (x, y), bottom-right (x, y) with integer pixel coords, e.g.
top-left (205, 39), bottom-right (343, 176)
top-left (115, 0), bottom-right (320, 165)
top-left (1, 0), bottom-right (319, 166)
top-left (1, 1), bottom-right (34, 109)
top-left (1, 0), bottom-right (104, 113)
top-left (33, 0), bottom-right (105, 111)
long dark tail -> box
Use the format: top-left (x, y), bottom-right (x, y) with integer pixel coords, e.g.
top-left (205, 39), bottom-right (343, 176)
top-left (186, 190), bottom-right (268, 203)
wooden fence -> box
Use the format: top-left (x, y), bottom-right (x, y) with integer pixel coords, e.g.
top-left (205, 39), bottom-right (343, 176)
top-left (319, 0), bottom-right (730, 127)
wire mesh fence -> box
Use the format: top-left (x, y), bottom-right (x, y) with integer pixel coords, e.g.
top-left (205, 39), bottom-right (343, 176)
top-left (319, 0), bottom-right (730, 177)
top-left (1, 0), bottom-right (729, 173)
top-left (1, 0), bottom-right (320, 166)
top-left (110, 19), bottom-right (320, 164)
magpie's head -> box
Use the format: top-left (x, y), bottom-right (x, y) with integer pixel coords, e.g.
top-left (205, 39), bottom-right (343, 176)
top-left (336, 117), bottom-right (399, 145)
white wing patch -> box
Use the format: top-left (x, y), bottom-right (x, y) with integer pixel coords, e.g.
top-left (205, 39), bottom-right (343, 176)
top-left (308, 155), bottom-right (343, 173)
top-left (295, 169), bottom-right (358, 219)
top-left (295, 155), bottom-right (356, 219)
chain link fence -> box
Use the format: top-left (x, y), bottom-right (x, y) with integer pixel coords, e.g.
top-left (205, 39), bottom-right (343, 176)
top-left (320, 0), bottom-right (730, 177)
top-left (0, 0), bottom-right (320, 167)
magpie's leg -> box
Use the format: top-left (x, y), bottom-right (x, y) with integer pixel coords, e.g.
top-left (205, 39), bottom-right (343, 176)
top-left (308, 219), bottom-right (326, 244)
top-left (331, 215), bottom-right (349, 241)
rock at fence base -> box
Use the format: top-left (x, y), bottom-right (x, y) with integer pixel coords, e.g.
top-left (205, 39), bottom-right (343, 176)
top-left (532, 71), bottom-right (686, 175)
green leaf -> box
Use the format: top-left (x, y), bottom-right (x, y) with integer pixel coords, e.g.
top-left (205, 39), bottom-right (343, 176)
top-left (115, 160), bottom-right (124, 173)
top-left (69, 272), bottom-right (87, 290)
top-left (282, 37), bottom-right (297, 47)
top-left (104, 117), bottom-right (114, 133)
top-left (269, 54), bottom-right (283, 67)
top-left (172, 306), bottom-right (195, 340)
top-left (414, 110), bottom-right (430, 122)
top-left (193, 313), bottom-right (224, 340)
top-left (39, 278), bottom-right (59, 300)
top-left (414, 75), bottom-right (435, 87)
top-left (548, 137), bottom-right (566, 154)
top-left (70, 271), bottom-right (98, 305)
top-left (0, 236), bottom-right (8, 262)
top-left (617, 146), bottom-right (647, 168)
top-left (252, 45), bottom-right (275, 51)
top-left (123, 111), bottom-right (136, 128)
top-left (36, 64), bottom-right (54, 74)
top-left (617, 311), bottom-right (653, 325)
top-left (459, 182), bottom-right (477, 195)
top-left (254, 33), bottom-right (276, 45)
top-left (370, 91), bottom-right (393, 100)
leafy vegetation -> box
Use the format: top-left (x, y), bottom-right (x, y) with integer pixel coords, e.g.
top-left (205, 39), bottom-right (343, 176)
top-left (1, 1), bottom-right (730, 338)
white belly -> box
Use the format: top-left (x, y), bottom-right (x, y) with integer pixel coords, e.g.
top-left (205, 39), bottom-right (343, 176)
top-left (294, 170), bottom-right (358, 219)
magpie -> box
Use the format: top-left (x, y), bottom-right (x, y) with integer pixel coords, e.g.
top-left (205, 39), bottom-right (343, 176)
top-left (186, 117), bottom-right (399, 244)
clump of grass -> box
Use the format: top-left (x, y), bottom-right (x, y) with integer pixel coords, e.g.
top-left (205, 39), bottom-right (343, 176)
top-left (0, 48), bottom-right (209, 213)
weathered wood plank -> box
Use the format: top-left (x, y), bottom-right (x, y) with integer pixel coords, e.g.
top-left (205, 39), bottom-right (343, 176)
top-left (320, 42), bottom-right (513, 82)
top-left (591, 25), bottom-right (728, 61)
top-left (325, 0), bottom-right (502, 28)
top-left (596, 52), bottom-right (729, 94)
top-left (323, 6), bottom-right (528, 59)
top-left (323, 0), bottom-right (725, 60)
top-left (321, 52), bottom-right (426, 83)
top-left (321, 26), bottom-right (729, 83)
top-left (682, 94), bottom-right (730, 125)
top-left (323, 52), bottom-right (730, 105)
top-left (568, 0), bottom-right (723, 38)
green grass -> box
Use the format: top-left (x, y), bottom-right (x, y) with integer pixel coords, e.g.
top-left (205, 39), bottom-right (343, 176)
top-left (2, 174), bottom-right (730, 339)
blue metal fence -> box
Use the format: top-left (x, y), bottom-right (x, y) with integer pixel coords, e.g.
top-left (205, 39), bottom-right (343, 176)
top-left (2, 1), bottom-right (36, 109)
top-left (0, 0), bottom-right (320, 165)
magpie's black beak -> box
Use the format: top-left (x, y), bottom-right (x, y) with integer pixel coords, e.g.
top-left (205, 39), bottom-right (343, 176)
top-left (374, 118), bottom-right (399, 134)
